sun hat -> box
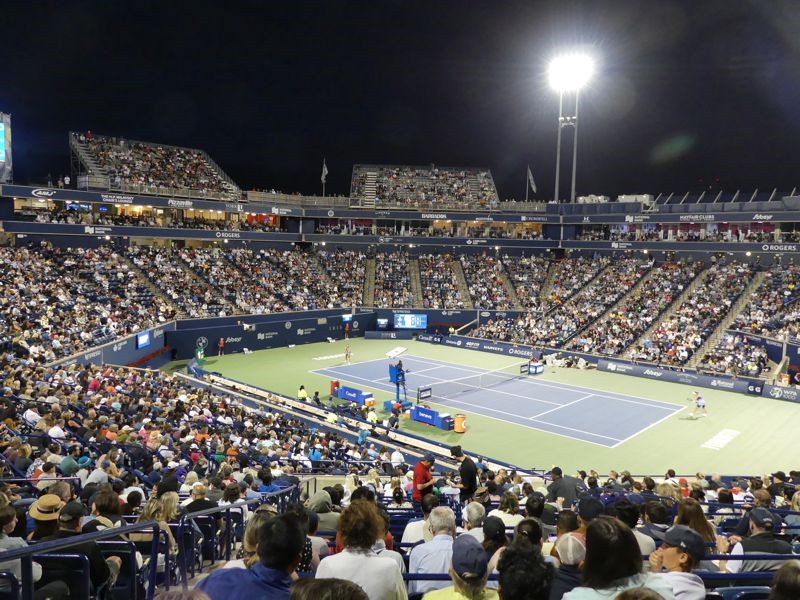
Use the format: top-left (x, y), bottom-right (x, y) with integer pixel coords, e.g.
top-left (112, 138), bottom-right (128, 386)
top-left (29, 494), bottom-right (65, 521)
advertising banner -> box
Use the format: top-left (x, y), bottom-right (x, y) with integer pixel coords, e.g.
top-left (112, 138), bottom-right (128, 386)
top-left (597, 359), bottom-right (763, 395)
top-left (761, 384), bottom-right (800, 404)
top-left (0, 185), bottom-right (300, 216)
top-left (1, 221), bottom-right (300, 243)
top-left (49, 323), bottom-right (175, 368)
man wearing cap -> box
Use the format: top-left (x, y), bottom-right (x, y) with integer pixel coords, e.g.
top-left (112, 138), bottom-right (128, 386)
top-left (550, 532), bottom-right (586, 600)
top-left (450, 446), bottom-right (478, 504)
top-left (767, 471), bottom-right (789, 499)
top-left (423, 533), bottom-right (499, 599)
top-left (717, 507), bottom-right (794, 574)
top-left (408, 506), bottom-right (457, 596)
top-left (648, 525), bottom-right (706, 600)
top-left (413, 453), bottom-right (436, 511)
top-left (575, 496), bottom-right (604, 533)
top-left (39, 502), bottom-right (122, 591)
top-left (547, 467), bottom-right (582, 509)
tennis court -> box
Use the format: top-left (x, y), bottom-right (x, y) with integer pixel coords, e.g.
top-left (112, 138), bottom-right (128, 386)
top-left (312, 355), bottom-right (684, 448)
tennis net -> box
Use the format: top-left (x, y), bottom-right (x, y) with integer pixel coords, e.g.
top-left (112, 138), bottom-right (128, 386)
top-left (418, 362), bottom-right (529, 401)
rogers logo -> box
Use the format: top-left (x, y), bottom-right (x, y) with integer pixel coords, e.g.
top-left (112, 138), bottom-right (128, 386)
top-left (32, 188), bottom-right (57, 198)
top-left (216, 231), bottom-right (241, 239)
top-left (761, 244), bottom-right (798, 252)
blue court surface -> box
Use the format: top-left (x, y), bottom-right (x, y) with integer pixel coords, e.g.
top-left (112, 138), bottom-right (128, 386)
top-left (312, 355), bottom-right (684, 448)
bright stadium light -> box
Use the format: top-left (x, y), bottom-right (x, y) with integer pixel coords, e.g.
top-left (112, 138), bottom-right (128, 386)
top-left (548, 54), bottom-right (594, 92)
top-left (550, 52), bottom-right (595, 204)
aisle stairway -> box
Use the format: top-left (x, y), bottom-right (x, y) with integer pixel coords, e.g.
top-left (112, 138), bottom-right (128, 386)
top-left (625, 266), bottom-right (711, 357)
top-left (452, 259), bottom-right (475, 309)
top-left (498, 260), bottom-right (523, 309)
top-left (69, 135), bottom-right (107, 177)
top-left (538, 260), bottom-right (559, 304)
top-left (120, 253), bottom-right (181, 315)
top-left (561, 263), bottom-right (658, 346)
top-left (360, 171), bottom-right (377, 208)
top-left (687, 270), bottom-right (767, 370)
top-left (408, 259), bottom-right (424, 308)
top-left (363, 257), bottom-right (376, 306)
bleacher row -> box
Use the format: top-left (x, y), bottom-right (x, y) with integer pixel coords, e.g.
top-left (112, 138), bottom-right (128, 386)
top-left (2, 246), bottom-right (798, 378)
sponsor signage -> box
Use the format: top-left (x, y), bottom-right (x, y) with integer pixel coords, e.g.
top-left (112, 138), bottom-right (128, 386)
top-left (306, 234), bottom-right (556, 249)
top-left (598, 359), bottom-right (762, 395)
top-left (763, 384), bottom-right (800, 403)
top-left (364, 331), bottom-right (414, 340)
top-left (412, 405), bottom-right (438, 425)
top-left (1, 221), bottom-right (300, 243)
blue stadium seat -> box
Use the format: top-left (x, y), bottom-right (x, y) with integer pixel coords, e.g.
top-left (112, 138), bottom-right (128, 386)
top-left (712, 587), bottom-right (771, 600)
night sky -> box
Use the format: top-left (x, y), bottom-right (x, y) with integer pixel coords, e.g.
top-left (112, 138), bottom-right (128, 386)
top-left (5, 0), bottom-right (800, 200)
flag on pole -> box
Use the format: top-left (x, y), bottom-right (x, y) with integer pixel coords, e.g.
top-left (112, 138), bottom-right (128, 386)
top-left (527, 165), bottom-right (537, 194)
top-left (321, 159), bottom-right (328, 184)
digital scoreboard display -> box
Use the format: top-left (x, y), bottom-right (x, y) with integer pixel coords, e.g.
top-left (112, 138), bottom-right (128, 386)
top-left (136, 332), bottom-right (151, 349)
top-left (393, 314), bottom-right (428, 329)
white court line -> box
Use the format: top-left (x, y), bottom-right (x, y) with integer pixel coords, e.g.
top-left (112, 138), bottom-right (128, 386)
top-left (609, 405), bottom-right (686, 448)
top-left (413, 371), bottom-right (561, 407)
top-left (529, 394), bottom-right (594, 420)
top-left (404, 354), bottom-right (680, 410)
top-left (316, 366), bottom-right (623, 447)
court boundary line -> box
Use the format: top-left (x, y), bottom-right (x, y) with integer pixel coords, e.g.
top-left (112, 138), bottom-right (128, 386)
top-left (403, 354), bottom-right (681, 410)
top-left (312, 366), bottom-right (622, 447)
top-left (528, 394), bottom-right (594, 420)
top-left (609, 404), bottom-right (686, 448)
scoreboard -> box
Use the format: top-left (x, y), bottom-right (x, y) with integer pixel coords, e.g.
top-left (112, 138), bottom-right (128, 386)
top-left (393, 313), bottom-right (428, 329)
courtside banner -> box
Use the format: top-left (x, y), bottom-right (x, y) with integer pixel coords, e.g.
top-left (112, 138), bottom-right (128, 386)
top-left (597, 359), bottom-right (763, 396)
top-left (364, 331), bottom-right (414, 340)
top-left (761, 384), bottom-right (800, 404)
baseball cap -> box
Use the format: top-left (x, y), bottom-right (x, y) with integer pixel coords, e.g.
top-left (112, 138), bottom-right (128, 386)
top-left (452, 534), bottom-right (488, 579)
top-left (58, 501), bottom-right (86, 523)
top-left (577, 496), bottom-right (604, 522)
top-left (555, 532), bottom-right (586, 566)
top-left (749, 507), bottom-right (775, 529)
top-left (663, 525), bottom-right (705, 560)
top-left (422, 452), bottom-right (436, 463)
top-left (483, 516), bottom-right (506, 541)
top-left (450, 445), bottom-right (464, 458)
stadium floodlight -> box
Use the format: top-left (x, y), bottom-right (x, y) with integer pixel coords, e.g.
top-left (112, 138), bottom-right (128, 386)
top-left (550, 52), bottom-right (595, 204)
top-left (548, 54), bottom-right (594, 92)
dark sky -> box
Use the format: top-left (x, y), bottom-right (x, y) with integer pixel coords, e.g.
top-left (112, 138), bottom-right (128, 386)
top-left (5, 0), bottom-right (800, 200)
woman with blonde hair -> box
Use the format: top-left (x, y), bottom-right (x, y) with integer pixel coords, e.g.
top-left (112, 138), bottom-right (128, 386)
top-left (180, 471), bottom-right (199, 493)
top-left (342, 473), bottom-right (360, 506)
top-left (160, 492), bottom-right (182, 523)
top-left (129, 498), bottom-right (177, 570)
top-left (219, 511), bottom-right (273, 569)
top-left (365, 469), bottom-right (382, 493)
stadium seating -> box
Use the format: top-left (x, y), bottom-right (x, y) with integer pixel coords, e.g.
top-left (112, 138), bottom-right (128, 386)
top-left (73, 132), bottom-right (240, 200)
top-left (351, 164), bottom-right (499, 209)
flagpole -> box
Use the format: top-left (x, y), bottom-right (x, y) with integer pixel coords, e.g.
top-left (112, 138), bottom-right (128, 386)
top-left (525, 165), bottom-right (529, 203)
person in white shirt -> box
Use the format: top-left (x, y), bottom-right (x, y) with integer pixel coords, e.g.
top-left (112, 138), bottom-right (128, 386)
top-left (85, 460), bottom-right (111, 486)
top-left (23, 405), bottom-right (41, 427)
top-left (390, 449), bottom-right (405, 469)
top-left (47, 419), bottom-right (67, 440)
top-left (316, 500), bottom-right (407, 600)
top-left (648, 525), bottom-right (707, 600)
top-left (401, 493), bottom-right (438, 545)
top-left (487, 492), bottom-right (525, 528)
